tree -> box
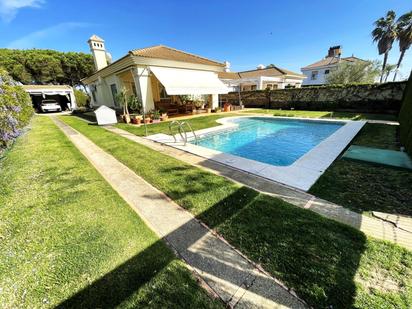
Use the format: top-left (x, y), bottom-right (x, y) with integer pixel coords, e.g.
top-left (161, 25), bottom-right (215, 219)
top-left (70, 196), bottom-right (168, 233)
top-left (372, 10), bottom-right (398, 83)
top-left (393, 11), bottom-right (412, 81)
top-left (0, 49), bottom-right (94, 86)
top-left (383, 63), bottom-right (397, 82)
top-left (326, 60), bottom-right (380, 84)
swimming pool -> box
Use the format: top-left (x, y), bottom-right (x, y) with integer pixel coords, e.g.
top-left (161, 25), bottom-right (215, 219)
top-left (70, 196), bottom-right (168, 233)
top-left (196, 117), bottom-right (343, 166)
top-left (147, 116), bottom-right (365, 190)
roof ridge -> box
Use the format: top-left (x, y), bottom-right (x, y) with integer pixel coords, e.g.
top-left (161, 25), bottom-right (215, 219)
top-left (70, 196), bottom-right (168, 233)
top-left (130, 44), bottom-right (224, 66)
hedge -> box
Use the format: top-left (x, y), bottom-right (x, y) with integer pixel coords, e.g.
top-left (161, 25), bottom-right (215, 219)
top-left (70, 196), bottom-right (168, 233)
top-left (222, 81), bottom-right (407, 114)
top-left (0, 69), bottom-right (33, 151)
top-left (399, 72), bottom-right (412, 155)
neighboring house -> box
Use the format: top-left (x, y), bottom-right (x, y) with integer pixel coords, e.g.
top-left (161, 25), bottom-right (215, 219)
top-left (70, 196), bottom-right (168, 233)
top-left (82, 35), bottom-right (229, 113)
top-left (22, 85), bottom-right (77, 111)
top-left (301, 46), bottom-right (363, 86)
top-left (218, 65), bottom-right (305, 92)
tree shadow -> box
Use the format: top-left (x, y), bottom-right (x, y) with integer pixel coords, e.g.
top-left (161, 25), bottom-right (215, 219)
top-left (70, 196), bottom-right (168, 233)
top-left (56, 170), bottom-right (370, 308)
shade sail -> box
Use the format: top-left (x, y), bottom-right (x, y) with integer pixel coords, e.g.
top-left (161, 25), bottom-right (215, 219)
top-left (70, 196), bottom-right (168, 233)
top-left (149, 66), bottom-right (229, 95)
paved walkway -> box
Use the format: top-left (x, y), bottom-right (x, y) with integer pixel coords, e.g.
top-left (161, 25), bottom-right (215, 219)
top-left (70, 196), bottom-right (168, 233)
top-left (53, 117), bottom-right (306, 309)
top-left (104, 125), bottom-right (412, 251)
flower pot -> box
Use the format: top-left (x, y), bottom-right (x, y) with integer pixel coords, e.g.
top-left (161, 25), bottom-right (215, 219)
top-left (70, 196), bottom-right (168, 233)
top-left (207, 108), bottom-right (212, 113)
top-left (152, 119), bottom-right (161, 123)
top-left (144, 118), bottom-right (151, 124)
top-left (223, 103), bottom-right (231, 112)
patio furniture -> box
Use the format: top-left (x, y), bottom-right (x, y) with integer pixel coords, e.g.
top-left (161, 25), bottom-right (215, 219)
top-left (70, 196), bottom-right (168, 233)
top-left (155, 99), bottom-right (179, 115)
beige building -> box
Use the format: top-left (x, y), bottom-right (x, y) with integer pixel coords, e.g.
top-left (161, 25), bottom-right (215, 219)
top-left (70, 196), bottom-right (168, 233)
top-left (82, 35), bottom-right (229, 114)
top-left (218, 66), bottom-right (306, 92)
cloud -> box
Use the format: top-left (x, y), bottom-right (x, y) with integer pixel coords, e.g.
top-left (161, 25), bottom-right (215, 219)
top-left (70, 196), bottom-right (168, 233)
top-left (7, 22), bottom-right (91, 49)
top-left (0, 0), bottom-right (44, 22)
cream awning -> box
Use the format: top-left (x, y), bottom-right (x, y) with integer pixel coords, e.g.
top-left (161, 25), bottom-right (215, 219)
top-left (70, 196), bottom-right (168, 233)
top-left (149, 66), bottom-right (229, 95)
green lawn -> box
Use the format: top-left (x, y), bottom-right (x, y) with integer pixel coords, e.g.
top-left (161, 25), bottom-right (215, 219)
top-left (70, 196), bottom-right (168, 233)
top-left (61, 115), bottom-right (412, 309)
top-left (241, 109), bottom-right (398, 121)
top-left (115, 113), bottom-right (239, 136)
top-left (73, 108), bottom-right (396, 138)
top-left (310, 123), bottom-right (412, 216)
top-left (0, 116), bottom-right (221, 308)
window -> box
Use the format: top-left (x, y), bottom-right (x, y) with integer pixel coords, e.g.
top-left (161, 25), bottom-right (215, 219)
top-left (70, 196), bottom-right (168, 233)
top-left (251, 85), bottom-right (257, 90)
top-left (91, 85), bottom-right (97, 102)
top-left (110, 84), bottom-right (118, 106)
top-left (311, 71), bottom-right (318, 80)
top-left (266, 84), bottom-right (272, 90)
top-left (159, 83), bottom-right (170, 99)
top-left (272, 84), bottom-right (278, 89)
top-left (325, 69), bottom-right (330, 74)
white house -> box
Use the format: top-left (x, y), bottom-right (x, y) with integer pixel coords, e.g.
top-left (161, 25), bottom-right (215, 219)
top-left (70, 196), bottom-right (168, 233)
top-left (218, 65), bottom-right (305, 92)
top-left (82, 35), bottom-right (229, 114)
top-left (301, 46), bottom-right (364, 86)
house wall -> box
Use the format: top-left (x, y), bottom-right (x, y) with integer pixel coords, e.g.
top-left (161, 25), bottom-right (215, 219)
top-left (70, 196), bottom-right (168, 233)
top-left (301, 65), bottom-right (336, 86)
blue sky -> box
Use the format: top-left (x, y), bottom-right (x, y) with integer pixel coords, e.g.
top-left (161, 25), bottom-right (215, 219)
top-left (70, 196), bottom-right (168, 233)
top-left (0, 0), bottom-right (411, 79)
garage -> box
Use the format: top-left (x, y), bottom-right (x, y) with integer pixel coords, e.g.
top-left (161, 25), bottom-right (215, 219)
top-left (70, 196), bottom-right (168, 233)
top-left (22, 85), bottom-right (77, 112)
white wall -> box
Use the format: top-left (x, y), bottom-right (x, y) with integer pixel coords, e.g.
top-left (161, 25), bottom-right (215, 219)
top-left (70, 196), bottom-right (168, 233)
top-left (301, 65), bottom-right (336, 86)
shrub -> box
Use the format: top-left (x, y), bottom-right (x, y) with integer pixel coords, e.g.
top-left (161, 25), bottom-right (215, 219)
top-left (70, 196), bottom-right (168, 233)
top-left (74, 89), bottom-right (89, 108)
top-left (0, 69), bottom-right (33, 150)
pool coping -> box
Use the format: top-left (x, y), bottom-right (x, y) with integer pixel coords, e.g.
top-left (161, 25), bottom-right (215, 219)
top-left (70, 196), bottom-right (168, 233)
top-left (146, 116), bottom-right (366, 191)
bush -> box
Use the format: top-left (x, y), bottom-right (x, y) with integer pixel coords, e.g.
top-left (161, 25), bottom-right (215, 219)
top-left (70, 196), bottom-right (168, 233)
top-left (74, 89), bottom-right (90, 108)
top-left (0, 69), bottom-right (33, 150)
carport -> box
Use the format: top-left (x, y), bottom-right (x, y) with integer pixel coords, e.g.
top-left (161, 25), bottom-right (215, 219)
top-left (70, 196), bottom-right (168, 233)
top-left (22, 85), bottom-right (77, 112)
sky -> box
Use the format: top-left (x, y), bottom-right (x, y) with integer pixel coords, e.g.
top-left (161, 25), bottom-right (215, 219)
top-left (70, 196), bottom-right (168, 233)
top-left (0, 0), bottom-right (411, 79)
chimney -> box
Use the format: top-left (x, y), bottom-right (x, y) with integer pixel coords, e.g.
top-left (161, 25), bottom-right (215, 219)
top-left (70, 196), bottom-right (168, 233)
top-left (257, 64), bottom-right (265, 70)
top-left (88, 35), bottom-right (108, 71)
top-left (327, 45), bottom-right (342, 58)
top-left (224, 61), bottom-right (231, 72)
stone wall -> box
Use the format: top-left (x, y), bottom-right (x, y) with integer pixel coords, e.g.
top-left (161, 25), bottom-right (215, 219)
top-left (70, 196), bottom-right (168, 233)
top-left (398, 74), bottom-right (412, 154)
top-left (221, 82), bottom-right (407, 113)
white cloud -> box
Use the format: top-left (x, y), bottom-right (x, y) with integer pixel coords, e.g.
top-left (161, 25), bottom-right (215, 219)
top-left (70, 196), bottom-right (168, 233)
top-left (0, 0), bottom-right (44, 22)
top-left (7, 22), bottom-right (91, 49)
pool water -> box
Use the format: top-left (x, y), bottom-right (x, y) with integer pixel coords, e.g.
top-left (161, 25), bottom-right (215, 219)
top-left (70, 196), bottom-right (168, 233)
top-left (196, 117), bottom-right (344, 166)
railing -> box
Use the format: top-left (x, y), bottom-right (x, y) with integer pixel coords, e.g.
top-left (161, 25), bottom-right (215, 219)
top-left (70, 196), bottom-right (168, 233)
top-left (168, 120), bottom-right (198, 145)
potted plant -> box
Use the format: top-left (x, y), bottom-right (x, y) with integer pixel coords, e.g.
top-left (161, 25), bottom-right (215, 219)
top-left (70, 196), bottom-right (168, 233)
top-left (152, 110), bottom-right (161, 123)
top-left (115, 88), bottom-right (131, 123)
top-left (143, 113), bottom-right (151, 124)
top-left (159, 108), bottom-right (168, 121)
top-left (134, 115), bottom-right (143, 124)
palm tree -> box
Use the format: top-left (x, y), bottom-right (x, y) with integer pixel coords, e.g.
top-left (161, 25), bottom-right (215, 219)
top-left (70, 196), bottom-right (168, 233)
top-left (393, 11), bottom-right (412, 81)
top-left (372, 10), bottom-right (398, 83)
top-left (383, 63), bottom-right (397, 82)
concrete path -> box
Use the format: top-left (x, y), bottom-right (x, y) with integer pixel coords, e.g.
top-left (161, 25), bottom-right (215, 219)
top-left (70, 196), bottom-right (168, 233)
top-left (104, 125), bottom-right (412, 251)
top-left (53, 117), bottom-right (307, 309)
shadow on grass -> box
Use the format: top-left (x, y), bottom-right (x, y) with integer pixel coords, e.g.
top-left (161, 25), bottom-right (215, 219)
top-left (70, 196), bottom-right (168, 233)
top-left (55, 118), bottom-right (370, 308)
top-left (57, 176), bottom-right (368, 308)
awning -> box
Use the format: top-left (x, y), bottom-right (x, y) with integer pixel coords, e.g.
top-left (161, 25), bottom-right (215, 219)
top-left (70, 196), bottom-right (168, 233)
top-left (149, 66), bottom-right (229, 95)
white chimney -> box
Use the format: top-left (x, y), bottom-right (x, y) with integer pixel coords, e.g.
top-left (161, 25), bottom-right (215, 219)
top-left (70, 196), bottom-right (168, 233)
top-left (224, 61), bottom-right (231, 72)
top-left (88, 35), bottom-right (108, 71)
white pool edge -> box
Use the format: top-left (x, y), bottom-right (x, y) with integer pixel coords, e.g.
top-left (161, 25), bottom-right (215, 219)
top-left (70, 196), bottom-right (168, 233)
top-left (146, 116), bottom-right (366, 191)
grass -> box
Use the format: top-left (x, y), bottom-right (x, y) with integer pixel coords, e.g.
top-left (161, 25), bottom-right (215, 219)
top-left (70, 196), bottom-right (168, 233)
top-left (0, 116), bottom-right (222, 308)
top-left (115, 113), bottom-right (239, 136)
top-left (60, 115), bottom-right (412, 309)
top-left (310, 123), bottom-right (412, 216)
top-left (241, 109), bottom-right (398, 121)
top-left (74, 108), bottom-right (396, 138)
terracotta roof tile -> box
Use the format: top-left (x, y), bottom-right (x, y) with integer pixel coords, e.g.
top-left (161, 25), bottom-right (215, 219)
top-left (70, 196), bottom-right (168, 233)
top-left (218, 71), bottom-right (241, 79)
top-left (301, 56), bottom-right (364, 70)
top-left (130, 45), bottom-right (225, 67)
